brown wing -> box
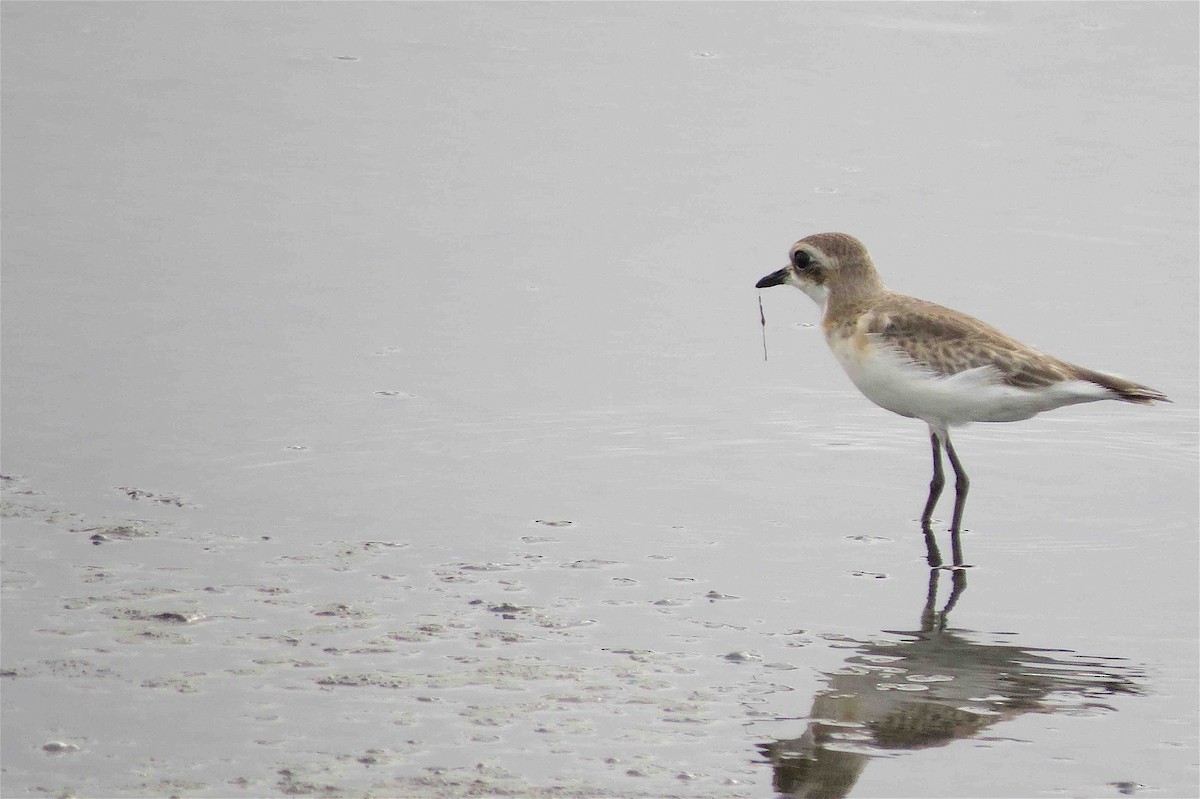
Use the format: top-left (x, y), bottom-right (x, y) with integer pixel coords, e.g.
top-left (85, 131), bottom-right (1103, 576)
top-left (865, 295), bottom-right (1075, 389)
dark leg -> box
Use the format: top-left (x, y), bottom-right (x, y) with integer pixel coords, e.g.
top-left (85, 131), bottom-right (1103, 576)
top-left (920, 431), bottom-right (945, 529)
top-left (921, 430), bottom-right (945, 567)
top-left (943, 433), bottom-right (970, 566)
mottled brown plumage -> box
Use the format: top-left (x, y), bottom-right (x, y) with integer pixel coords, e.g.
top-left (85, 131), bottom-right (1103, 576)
top-left (838, 292), bottom-right (1163, 398)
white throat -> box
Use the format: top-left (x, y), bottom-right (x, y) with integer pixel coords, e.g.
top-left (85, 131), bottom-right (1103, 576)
top-left (797, 281), bottom-right (829, 310)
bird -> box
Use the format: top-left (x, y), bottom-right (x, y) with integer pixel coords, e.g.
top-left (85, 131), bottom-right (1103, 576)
top-left (755, 232), bottom-right (1169, 566)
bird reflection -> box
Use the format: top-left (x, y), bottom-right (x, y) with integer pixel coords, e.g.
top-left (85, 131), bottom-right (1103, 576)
top-left (758, 569), bottom-right (1145, 799)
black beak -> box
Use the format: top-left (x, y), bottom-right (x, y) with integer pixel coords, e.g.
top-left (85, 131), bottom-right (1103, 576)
top-left (755, 267), bottom-right (790, 289)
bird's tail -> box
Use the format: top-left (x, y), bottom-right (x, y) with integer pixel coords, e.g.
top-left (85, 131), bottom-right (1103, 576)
top-left (1070, 365), bottom-right (1171, 405)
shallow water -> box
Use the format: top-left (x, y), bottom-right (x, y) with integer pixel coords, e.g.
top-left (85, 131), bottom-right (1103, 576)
top-left (2, 3), bottom-right (1197, 798)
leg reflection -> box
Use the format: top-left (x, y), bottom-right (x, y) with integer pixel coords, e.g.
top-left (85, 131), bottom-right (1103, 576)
top-left (921, 566), bottom-right (968, 632)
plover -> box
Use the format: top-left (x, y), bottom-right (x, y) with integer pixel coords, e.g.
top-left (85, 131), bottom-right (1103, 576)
top-left (756, 232), bottom-right (1169, 565)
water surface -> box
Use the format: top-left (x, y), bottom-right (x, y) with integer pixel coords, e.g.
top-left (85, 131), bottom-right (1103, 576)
top-left (3, 3), bottom-right (1197, 797)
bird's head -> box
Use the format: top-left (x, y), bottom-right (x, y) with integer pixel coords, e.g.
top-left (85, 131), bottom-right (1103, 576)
top-left (756, 232), bottom-right (882, 308)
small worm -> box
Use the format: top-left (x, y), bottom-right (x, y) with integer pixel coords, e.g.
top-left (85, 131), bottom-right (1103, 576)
top-left (758, 292), bottom-right (768, 362)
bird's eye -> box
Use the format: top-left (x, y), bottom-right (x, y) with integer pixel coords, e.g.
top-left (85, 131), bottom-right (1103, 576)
top-left (792, 250), bottom-right (811, 270)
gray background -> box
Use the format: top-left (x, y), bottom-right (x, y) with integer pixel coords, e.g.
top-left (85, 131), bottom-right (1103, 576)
top-left (3, 3), bottom-right (1197, 797)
